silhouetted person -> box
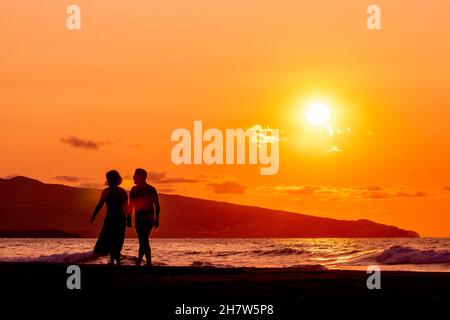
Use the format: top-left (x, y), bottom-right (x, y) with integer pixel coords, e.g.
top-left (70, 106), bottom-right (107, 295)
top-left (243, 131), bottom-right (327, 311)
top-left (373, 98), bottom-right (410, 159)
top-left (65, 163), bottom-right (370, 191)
top-left (90, 170), bottom-right (128, 266)
top-left (128, 168), bottom-right (160, 267)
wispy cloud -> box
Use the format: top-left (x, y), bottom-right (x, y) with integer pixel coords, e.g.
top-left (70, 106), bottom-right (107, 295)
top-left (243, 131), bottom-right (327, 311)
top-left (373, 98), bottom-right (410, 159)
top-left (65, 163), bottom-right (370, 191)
top-left (360, 191), bottom-right (391, 199)
top-left (395, 191), bottom-right (428, 198)
top-left (354, 185), bottom-right (384, 191)
top-left (282, 185), bottom-right (321, 195)
top-left (2, 174), bottom-right (19, 179)
top-left (158, 177), bottom-right (200, 184)
top-left (147, 171), bottom-right (166, 181)
top-left (157, 186), bottom-right (178, 193)
top-left (78, 182), bottom-right (105, 189)
top-left (54, 175), bottom-right (81, 183)
top-left (124, 171), bottom-right (200, 184)
top-left (258, 184), bottom-right (429, 201)
top-left (247, 124), bottom-right (280, 145)
top-left (207, 181), bottom-right (247, 194)
top-left (327, 145), bottom-right (342, 153)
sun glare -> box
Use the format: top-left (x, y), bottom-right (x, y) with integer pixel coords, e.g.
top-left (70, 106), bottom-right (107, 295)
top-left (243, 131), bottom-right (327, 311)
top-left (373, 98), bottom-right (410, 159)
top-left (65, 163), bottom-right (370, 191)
top-left (306, 102), bottom-right (331, 125)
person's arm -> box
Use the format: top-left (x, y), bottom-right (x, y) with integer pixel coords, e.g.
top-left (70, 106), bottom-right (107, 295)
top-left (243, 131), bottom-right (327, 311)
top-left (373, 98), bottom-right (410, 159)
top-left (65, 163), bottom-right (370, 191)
top-left (128, 188), bottom-right (135, 217)
top-left (154, 189), bottom-right (160, 228)
top-left (123, 190), bottom-right (132, 227)
top-left (90, 189), bottom-right (107, 224)
top-left (123, 190), bottom-right (129, 214)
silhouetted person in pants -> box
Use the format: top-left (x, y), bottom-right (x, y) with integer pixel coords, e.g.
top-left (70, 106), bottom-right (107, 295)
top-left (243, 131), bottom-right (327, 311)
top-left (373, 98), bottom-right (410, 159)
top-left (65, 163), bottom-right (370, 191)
top-left (128, 168), bottom-right (160, 267)
top-left (90, 170), bottom-right (128, 266)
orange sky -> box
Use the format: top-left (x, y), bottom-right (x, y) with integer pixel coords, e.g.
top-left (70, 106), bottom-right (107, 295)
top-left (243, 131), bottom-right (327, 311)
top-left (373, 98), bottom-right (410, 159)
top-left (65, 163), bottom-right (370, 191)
top-left (1, 1), bottom-right (450, 236)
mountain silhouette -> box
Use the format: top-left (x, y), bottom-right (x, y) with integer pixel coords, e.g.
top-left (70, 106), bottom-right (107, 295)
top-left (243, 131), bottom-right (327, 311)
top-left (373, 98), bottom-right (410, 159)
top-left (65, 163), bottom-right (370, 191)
top-left (0, 176), bottom-right (419, 238)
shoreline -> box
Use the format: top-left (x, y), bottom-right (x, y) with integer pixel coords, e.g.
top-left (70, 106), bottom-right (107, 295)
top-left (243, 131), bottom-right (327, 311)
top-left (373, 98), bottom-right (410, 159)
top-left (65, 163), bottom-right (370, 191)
top-left (1, 260), bottom-right (450, 273)
top-left (1, 260), bottom-right (450, 272)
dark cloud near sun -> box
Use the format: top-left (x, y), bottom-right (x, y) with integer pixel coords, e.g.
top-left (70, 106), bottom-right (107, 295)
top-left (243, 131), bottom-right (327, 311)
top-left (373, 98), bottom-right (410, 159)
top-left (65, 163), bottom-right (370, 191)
top-left (61, 136), bottom-right (106, 150)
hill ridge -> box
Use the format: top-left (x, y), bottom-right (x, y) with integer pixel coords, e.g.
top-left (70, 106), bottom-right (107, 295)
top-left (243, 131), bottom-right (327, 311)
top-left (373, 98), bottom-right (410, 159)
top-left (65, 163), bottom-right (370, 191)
top-left (0, 176), bottom-right (420, 238)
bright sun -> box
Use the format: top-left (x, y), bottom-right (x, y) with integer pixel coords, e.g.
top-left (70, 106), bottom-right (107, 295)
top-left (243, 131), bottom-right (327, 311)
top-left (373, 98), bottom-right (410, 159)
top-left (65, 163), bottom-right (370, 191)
top-left (306, 102), bottom-right (331, 125)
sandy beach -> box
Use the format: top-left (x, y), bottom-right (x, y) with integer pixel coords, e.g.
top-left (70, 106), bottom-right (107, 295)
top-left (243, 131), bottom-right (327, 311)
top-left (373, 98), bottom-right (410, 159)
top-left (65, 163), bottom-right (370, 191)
top-left (1, 263), bottom-right (449, 317)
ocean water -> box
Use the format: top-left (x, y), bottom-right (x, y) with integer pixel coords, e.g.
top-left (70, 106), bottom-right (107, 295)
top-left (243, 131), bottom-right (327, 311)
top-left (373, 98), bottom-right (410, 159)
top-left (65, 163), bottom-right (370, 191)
top-left (0, 238), bottom-right (449, 272)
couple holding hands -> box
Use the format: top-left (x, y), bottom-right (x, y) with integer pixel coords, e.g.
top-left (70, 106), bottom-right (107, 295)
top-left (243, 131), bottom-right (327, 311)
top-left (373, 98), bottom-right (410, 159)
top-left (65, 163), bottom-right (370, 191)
top-left (90, 168), bottom-right (160, 267)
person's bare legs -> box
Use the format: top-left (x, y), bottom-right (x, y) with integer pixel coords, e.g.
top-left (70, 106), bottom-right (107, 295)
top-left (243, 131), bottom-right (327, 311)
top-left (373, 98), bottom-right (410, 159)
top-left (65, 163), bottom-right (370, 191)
top-left (143, 225), bottom-right (152, 266)
top-left (109, 251), bottom-right (121, 267)
top-left (144, 238), bottom-right (151, 266)
top-left (136, 245), bottom-right (144, 266)
top-left (108, 254), bottom-right (115, 266)
top-left (136, 220), bottom-right (152, 266)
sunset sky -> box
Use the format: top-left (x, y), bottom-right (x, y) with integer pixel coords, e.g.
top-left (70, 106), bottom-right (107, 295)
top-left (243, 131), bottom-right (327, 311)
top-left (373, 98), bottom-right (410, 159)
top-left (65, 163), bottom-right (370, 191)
top-left (1, 1), bottom-right (450, 236)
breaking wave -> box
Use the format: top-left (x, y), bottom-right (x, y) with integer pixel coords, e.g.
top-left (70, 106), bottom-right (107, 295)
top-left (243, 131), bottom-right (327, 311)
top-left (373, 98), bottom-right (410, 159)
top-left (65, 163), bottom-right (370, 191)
top-left (4, 251), bottom-right (97, 264)
top-left (377, 246), bottom-right (450, 265)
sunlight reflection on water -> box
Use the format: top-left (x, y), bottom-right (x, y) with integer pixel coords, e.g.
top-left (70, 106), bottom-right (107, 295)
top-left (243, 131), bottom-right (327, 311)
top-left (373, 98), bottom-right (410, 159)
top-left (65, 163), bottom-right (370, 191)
top-left (0, 238), bottom-right (449, 272)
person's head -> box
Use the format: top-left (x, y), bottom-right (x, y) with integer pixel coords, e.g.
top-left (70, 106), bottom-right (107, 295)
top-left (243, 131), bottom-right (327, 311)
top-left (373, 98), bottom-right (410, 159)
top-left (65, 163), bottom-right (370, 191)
top-left (105, 170), bottom-right (122, 187)
top-left (133, 168), bottom-right (147, 185)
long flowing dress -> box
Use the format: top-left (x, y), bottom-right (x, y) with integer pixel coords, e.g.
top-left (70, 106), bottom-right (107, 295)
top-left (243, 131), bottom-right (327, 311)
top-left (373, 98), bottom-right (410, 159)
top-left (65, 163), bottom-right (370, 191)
top-left (93, 187), bottom-right (128, 257)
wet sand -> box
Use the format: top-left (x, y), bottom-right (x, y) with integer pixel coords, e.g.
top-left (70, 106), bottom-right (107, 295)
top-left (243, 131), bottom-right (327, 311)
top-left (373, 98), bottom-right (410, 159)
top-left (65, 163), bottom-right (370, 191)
top-left (1, 263), bottom-right (449, 317)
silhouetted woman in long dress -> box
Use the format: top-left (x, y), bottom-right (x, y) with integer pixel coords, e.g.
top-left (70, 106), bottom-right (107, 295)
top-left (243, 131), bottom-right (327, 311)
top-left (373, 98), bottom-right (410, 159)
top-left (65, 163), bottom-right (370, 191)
top-left (90, 170), bottom-right (128, 266)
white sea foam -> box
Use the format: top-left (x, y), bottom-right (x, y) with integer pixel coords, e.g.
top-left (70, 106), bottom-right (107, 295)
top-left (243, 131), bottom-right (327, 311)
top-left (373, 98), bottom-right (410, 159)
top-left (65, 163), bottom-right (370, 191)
top-left (191, 261), bottom-right (235, 268)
